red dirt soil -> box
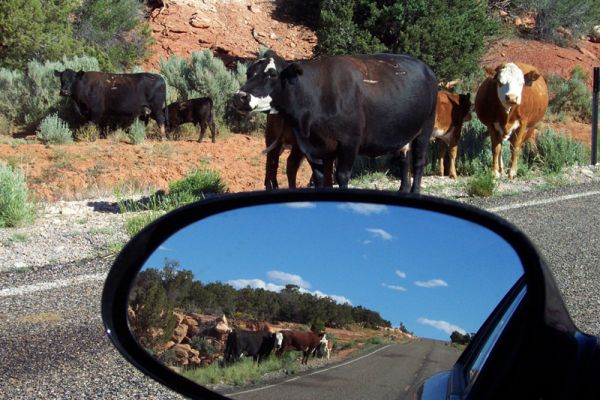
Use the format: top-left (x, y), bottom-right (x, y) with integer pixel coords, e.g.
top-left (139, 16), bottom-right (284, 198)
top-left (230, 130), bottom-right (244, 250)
top-left (1, 1), bottom-right (599, 201)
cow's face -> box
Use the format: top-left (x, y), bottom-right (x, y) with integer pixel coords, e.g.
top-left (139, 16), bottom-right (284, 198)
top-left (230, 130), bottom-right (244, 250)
top-left (54, 69), bottom-right (81, 97)
top-left (273, 332), bottom-right (283, 349)
top-left (493, 63), bottom-right (526, 108)
top-left (233, 51), bottom-right (289, 114)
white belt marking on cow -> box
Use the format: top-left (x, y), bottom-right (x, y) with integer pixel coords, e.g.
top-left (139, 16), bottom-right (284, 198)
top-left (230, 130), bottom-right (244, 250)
top-left (229, 344), bottom-right (392, 397)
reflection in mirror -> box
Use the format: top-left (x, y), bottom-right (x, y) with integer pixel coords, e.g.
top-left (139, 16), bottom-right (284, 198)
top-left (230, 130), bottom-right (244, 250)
top-left (127, 202), bottom-right (523, 399)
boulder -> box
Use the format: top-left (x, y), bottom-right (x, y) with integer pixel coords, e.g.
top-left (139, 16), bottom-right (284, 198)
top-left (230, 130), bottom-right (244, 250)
top-left (591, 25), bottom-right (600, 43)
top-left (172, 324), bottom-right (189, 344)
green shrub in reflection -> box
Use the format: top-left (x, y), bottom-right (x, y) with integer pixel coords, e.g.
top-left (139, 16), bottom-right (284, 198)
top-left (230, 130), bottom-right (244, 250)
top-left (181, 352), bottom-right (300, 386)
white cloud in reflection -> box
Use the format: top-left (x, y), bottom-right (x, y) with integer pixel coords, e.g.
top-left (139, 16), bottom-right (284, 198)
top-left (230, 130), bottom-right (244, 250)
top-left (417, 318), bottom-right (466, 335)
top-left (284, 202), bottom-right (316, 209)
top-left (382, 283), bottom-right (407, 292)
top-left (395, 270), bottom-right (407, 279)
top-left (366, 228), bottom-right (393, 241)
top-left (338, 203), bottom-right (387, 215)
top-left (228, 279), bottom-right (285, 292)
top-left (414, 279), bottom-right (448, 288)
top-left (267, 270), bottom-right (311, 289)
top-left (227, 278), bottom-right (351, 305)
top-left (158, 245), bottom-right (173, 252)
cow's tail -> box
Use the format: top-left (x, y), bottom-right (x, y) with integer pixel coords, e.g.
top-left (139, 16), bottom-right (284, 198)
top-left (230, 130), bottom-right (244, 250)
top-left (263, 138), bottom-right (281, 155)
top-left (162, 76), bottom-right (170, 131)
top-left (209, 97), bottom-right (217, 139)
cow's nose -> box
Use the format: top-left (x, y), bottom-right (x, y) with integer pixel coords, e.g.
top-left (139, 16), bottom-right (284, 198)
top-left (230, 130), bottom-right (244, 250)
top-left (505, 94), bottom-right (518, 105)
top-left (233, 91), bottom-right (251, 110)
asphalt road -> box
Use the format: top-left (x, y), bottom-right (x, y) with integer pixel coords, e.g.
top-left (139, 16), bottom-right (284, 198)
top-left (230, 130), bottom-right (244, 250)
top-left (2, 182), bottom-right (600, 399)
top-left (225, 340), bottom-right (459, 400)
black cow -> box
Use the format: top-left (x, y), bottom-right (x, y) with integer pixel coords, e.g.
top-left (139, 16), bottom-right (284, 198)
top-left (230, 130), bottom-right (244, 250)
top-left (54, 69), bottom-right (167, 138)
top-left (232, 51), bottom-right (438, 193)
top-left (223, 329), bottom-right (278, 365)
top-left (165, 97), bottom-right (218, 143)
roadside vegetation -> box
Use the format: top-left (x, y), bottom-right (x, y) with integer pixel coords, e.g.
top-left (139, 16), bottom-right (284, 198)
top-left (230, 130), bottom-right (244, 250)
top-left (0, 165), bottom-right (36, 227)
top-left (119, 168), bottom-right (228, 237)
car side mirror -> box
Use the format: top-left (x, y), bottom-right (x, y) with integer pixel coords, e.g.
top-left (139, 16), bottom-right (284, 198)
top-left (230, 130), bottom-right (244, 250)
top-left (102, 190), bottom-right (597, 399)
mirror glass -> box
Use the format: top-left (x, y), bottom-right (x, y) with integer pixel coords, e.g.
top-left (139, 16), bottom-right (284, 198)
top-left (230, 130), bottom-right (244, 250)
top-left (127, 201), bottom-right (523, 399)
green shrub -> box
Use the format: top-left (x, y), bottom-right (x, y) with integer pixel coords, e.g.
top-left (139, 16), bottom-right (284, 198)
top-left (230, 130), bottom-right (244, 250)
top-left (74, 123), bottom-right (100, 142)
top-left (547, 67), bottom-right (593, 123)
top-left (127, 118), bottom-right (146, 145)
top-left (125, 211), bottom-right (163, 237)
top-left (315, 0), bottom-right (500, 81)
top-left (0, 68), bottom-right (26, 126)
top-left (0, 165), bottom-right (36, 227)
top-left (168, 169), bottom-right (227, 198)
top-left (36, 114), bottom-right (73, 144)
top-left (74, 0), bottom-right (152, 71)
top-left (190, 336), bottom-right (217, 357)
top-left (522, 128), bottom-right (588, 174)
top-left (0, 0), bottom-right (82, 70)
top-left (466, 171), bottom-right (498, 197)
top-left (509, 0), bottom-right (600, 46)
top-left (160, 51), bottom-right (250, 129)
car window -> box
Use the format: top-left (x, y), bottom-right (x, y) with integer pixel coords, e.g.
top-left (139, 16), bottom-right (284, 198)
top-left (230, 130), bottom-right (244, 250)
top-left (465, 285), bottom-right (527, 389)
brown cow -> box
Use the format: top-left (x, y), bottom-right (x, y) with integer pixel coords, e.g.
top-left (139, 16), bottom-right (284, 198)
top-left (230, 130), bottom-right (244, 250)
top-left (431, 91), bottom-right (472, 179)
top-left (264, 113), bottom-right (333, 189)
top-left (475, 63), bottom-right (548, 178)
top-left (275, 329), bottom-right (322, 365)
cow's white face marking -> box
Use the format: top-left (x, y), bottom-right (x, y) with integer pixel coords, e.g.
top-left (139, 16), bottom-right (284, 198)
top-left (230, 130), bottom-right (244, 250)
top-left (496, 63), bottom-right (525, 110)
top-left (248, 94), bottom-right (273, 112)
top-left (274, 332), bottom-right (283, 348)
top-left (264, 57), bottom-right (277, 73)
top-left (320, 334), bottom-right (328, 344)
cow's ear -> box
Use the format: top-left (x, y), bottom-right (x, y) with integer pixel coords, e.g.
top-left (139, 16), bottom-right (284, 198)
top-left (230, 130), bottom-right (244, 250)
top-left (524, 71), bottom-right (541, 86)
top-left (459, 93), bottom-right (471, 108)
top-left (483, 66), bottom-right (497, 78)
top-left (281, 63), bottom-right (303, 84)
top-left (53, 70), bottom-right (62, 77)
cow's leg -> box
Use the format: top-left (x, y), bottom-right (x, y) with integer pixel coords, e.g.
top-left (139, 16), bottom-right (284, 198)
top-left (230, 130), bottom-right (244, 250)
top-left (490, 130), bottom-right (503, 178)
top-left (508, 125), bottom-right (529, 179)
top-left (209, 117), bottom-right (217, 143)
top-left (335, 144), bottom-right (357, 189)
top-left (265, 142), bottom-right (283, 190)
top-left (198, 122), bottom-right (206, 143)
top-left (437, 141), bottom-right (446, 177)
top-left (411, 119), bottom-right (436, 193)
top-left (448, 144), bottom-right (458, 180)
top-left (397, 146), bottom-right (411, 193)
top-left (309, 161), bottom-right (326, 188)
top-left (286, 145), bottom-right (304, 188)
top-left (323, 158), bottom-right (334, 187)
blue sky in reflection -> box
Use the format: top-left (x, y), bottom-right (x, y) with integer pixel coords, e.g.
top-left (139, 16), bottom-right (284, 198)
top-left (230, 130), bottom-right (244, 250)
top-left (142, 201), bottom-right (523, 341)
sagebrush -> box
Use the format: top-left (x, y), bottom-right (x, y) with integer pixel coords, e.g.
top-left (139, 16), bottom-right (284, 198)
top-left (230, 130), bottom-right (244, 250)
top-left (0, 165), bottom-right (36, 227)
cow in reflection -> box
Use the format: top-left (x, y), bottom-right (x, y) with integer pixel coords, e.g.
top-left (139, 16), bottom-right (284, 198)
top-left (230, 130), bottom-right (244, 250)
top-left (275, 330), bottom-right (323, 365)
top-left (223, 329), bottom-right (278, 365)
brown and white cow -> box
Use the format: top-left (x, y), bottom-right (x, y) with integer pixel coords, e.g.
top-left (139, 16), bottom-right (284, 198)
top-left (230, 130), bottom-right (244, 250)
top-left (264, 113), bottom-right (334, 189)
top-left (475, 63), bottom-right (548, 178)
top-left (275, 329), bottom-right (322, 365)
top-left (432, 90), bottom-right (472, 179)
